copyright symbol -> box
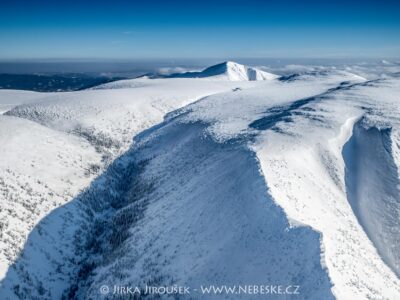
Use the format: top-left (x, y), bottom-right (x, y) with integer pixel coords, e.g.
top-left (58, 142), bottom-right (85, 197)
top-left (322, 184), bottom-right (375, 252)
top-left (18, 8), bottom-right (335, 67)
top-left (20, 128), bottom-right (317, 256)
top-left (100, 285), bottom-right (109, 295)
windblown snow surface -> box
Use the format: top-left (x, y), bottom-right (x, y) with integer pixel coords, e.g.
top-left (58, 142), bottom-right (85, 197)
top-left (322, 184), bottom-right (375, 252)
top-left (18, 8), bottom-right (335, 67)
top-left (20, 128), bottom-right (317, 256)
top-left (0, 61), bottom-right (399, 299)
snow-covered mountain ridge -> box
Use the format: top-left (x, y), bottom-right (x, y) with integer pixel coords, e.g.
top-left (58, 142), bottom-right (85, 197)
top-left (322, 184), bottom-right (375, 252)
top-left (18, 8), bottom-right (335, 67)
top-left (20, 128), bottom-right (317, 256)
top-left (168, 61), bottom-right (279, 81)
top-left (149, 61), bottom-right (279, 81)
top-left (0, 62), bottom-right (399, 299)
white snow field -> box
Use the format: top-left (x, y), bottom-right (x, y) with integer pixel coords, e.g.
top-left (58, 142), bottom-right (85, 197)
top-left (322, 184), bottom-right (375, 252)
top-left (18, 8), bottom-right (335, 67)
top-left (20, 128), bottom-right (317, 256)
top-left (0, 90), bottom-right (48, 114)
top-left (0, 61), bottom-right (399, 299)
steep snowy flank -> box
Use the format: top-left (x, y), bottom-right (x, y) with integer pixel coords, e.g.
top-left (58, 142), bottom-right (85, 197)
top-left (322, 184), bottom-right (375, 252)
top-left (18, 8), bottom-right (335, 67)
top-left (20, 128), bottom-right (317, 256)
top-left (252, 79), bottom-right (400, 299)
top-left (0, 115), bottom-right (101, 281)
top-left (168, 75), bottom-right (400, 298)
top-left (73, 120), bottom-right (333, 300)
top-left (1, 113), bottom-right (334, 300)
top-left (165, 61), bottom-right (279, 81)
top-left (343, 119), bottom-right (400, 278)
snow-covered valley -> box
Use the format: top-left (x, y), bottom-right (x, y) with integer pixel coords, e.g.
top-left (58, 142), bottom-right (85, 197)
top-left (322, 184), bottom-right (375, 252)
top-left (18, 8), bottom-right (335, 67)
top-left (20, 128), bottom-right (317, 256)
top-left (0, 61), bottom-right (399, 299)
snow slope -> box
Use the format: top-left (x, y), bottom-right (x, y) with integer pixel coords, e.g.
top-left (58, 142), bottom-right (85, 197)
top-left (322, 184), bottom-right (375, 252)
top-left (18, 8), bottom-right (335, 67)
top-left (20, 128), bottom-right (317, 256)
top-left (0, 115), bottom-right (101, 281)
top-left (180, 74), bottom-right (400, 299)
top-left (74, 120), bottom-right (333, 300)
top-left (251, 79), bottom-right (400, 299)
top-left (0, 62), bottom-right (399, 300)
top-left (0, 90), bottom-right (48, 114)
top-left (5, 78), bottom-right (258, 160)
top-left (343, 120), bottom-right (400, 278)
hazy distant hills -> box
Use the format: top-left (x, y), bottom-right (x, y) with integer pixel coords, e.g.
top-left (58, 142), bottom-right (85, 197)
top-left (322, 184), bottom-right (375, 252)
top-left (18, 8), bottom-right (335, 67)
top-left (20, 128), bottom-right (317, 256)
top-left (0, 74), bottom-right (125, 92)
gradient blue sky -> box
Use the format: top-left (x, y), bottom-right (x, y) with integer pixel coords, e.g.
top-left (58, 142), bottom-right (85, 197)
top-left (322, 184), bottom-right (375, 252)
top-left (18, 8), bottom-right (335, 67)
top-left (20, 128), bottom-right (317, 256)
top-left (1, 0), bottom-right (399, 60)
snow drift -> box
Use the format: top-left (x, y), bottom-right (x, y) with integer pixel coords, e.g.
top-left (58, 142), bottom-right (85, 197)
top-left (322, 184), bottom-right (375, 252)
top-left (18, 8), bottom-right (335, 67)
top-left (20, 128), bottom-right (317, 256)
top-left (343, 119), bottom-right (400, 277)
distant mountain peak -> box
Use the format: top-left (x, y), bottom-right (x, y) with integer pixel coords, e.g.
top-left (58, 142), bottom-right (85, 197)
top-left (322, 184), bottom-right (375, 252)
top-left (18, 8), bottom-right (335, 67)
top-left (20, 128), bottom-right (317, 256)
top-left (165, 61), bottom-right (278, 81)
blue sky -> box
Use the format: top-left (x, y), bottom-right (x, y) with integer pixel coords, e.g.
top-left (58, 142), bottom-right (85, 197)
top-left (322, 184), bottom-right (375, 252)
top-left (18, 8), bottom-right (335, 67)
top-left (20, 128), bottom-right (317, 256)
top-left (0, 0), bottom-right (399, 60)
